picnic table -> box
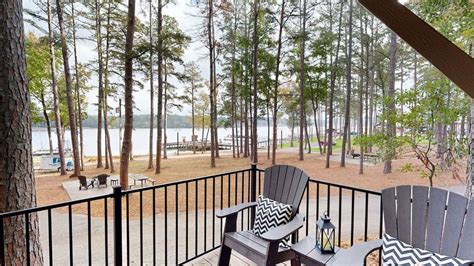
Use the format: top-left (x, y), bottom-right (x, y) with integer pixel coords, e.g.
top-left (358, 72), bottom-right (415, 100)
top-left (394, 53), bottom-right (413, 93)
top-left (364, 153), bottom-right (380, 163)
top-left (130, 175), bottom-right (148, 187)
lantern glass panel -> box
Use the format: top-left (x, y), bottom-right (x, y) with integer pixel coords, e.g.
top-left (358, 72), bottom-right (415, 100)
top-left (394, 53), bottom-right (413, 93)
top-left (315, 212), bottom-right (335, 254)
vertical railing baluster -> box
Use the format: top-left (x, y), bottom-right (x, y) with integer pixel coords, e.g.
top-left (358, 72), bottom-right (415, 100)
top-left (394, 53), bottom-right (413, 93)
top-left (153, 188), bottom-right (156, 265)
top-left (258, 169), bottom-right (261, 195)
top-left (247, 170), bottom-right (251, 230)
top-left (126, 194), bottom-right (130, 266)
top-left (327, 185), bottom-right (331, 216)
top-left (227, 174), bottom-right (231, 208)
top-left (241, 171), bottom-right (244, 231)
top-left (204, 179), bottom-right (207, 253)
top-left (185, 183), bottom-right (189, 260)
top-left (104, 198), bottom-right (108, 265)
top-left (0, 217), bottom-right (4, 266)
top-left (234, 173), bottom-right (238, 205)
top-left (212, 177), bottom-right (216, 248)
top-left (305, 186), bottom-right (309, 236)
top-left (176, 184), bottom-right (179, 265)
top-left (164, 187), bottom-right (168, 266)
top-left (47, 209), bottom-right (53, 266)
top-left (87, 201), bottom-right (91, 265)
top-left (350, 190), bottom-right (355, 246)
top-left (220, 175), bottom-right (223, 242)
top-left (25, 213), bottom-right (30, 266)
top-left (379, 196), bottom-right (383, 239)
top-left (139, 191), bottom-right (143, 264)
top-left (338, 187), bottom-right (342, 247)
top-left (112, 186), bottom-right (122, 266)
top-left (379, 196), bottom-right (384, 265)
top-left (316, 183), bottom-right (320, 219)
top-left (195, 180), bottom-right (198, 256)
top-left (68, 205), bottom-right (73, 265)
top-left (250, 164), bottom-right (257, 226)
top-left (364, 192), bottom-right (369, 242)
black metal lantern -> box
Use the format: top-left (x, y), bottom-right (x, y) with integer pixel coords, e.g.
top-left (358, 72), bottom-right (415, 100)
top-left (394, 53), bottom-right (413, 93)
top-left (315, 211), bottom-right (335, 254)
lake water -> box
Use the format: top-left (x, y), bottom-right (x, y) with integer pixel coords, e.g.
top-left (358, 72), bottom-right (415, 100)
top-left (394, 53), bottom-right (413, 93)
top-left (32, 126), bottom-right (293, 156)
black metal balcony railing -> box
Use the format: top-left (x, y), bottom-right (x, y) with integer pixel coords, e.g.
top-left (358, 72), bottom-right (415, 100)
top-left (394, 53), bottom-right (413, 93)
top-left (0, 165), bottom-right (383, 265)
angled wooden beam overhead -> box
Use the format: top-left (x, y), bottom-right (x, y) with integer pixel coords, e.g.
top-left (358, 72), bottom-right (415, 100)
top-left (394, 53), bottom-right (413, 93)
top-left (358, 0), bottom-right (474, 98)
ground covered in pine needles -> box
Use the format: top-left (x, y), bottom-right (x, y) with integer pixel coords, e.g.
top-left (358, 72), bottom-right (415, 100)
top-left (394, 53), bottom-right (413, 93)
top-left (35, 150), bottom-right (464, 219)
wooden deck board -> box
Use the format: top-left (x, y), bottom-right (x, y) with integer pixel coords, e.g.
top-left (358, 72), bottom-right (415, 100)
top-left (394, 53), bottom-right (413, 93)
top-left (185, 249), bottom-right (291, 265)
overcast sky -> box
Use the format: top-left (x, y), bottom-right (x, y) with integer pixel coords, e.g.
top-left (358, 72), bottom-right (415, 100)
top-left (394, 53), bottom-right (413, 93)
top-left (23, 0), bottom-right (210, 116)
top-left (23, 0), bottom-right (412, 116)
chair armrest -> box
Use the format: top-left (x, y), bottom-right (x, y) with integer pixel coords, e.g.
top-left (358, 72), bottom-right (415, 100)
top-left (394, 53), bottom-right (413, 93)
top-left (216, 202), bottom-right (257, 218)
top-left (332, 239), bottom-right (383, 265)
top-left (260, 214), bottom-right (305, 242)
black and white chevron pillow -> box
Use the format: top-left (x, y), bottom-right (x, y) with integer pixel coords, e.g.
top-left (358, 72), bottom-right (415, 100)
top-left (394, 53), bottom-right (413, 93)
top-left (253, 195), bottom-right (292, 247)
top-left (382, 233), bottom-right (472, 265)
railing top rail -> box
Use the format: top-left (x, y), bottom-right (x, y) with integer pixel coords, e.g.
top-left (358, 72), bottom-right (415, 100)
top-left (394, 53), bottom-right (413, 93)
top-left (0, 193), bottom-right (111, 219)
top-left (256, 167), bottom-right (381, 196)
top-left (122, 168), bottom-right (252, 195)
top-left (308, 179), bottom-right (381, 196)
top-left (0, 166), bottom-right (381, 218)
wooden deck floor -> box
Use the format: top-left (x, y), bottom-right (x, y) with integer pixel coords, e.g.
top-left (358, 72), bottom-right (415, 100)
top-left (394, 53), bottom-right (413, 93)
top-left (184, 249), bottom-right (291, 265)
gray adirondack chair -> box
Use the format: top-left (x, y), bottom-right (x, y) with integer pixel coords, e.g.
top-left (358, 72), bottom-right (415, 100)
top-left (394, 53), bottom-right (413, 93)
top-left (335, 185), bottom-right (474, 264)
top-left (216, 165), bottom-right (309, 266)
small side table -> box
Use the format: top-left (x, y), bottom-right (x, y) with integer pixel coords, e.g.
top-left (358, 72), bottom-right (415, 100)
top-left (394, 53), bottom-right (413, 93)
top-left (110, 178), bottom-right (118, 186)
top-left (291, 236), bottom-right (341, 265)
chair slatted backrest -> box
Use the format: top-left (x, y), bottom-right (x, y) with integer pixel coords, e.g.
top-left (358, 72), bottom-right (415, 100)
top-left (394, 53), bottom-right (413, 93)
top-left (382, 185), bottom-right (474, 260)
top-left (97, 174), bottom-right (108, 184)
top-left (78, 176), bottom-right (87, 186)
top-left (263, 165), bottom-right (309, 217)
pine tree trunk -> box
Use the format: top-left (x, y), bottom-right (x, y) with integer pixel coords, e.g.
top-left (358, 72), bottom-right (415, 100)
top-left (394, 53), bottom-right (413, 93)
top-left (47, 0), bottom-right (66, 175)
top-left (0, 0), bottom-right (44, 262)
top-left (103, 0), bottom-right (114, 173)
top-left (208, 0), bottom-right (216, 167)
top-left (120, 0), bottom-right (136, 188)
top-left (305, 115), bottom-right (311, 154)
top-left (56, 0), bottom-right (81, 177)
top-left (192, 79), bottom-right (196, 154)
top-left (163, 62), bottom-right (168, 159)
top-left (311, 98), bottom-right (323, 155)
top-left (71, 3), bottom-right (84, 171)
top-left (271, 0), bottom-right (286, 165)
top-left (359, 8), bottom-right (365, 175)
top-left (155, 0), bottom-right (163, 174)
top-left (384, 32), bottom-right (397, 174)
top-left (251, 0), bottom-right (259, 164)
top-left (341, 0), bottom-right (353, 167)
top-left (95, 0), bottom-right (104, 168)
top-left (298, 0), bottom-right (307, 161)
top-left (326, 0), bottom-right (343, 168)
top-left (103, 96), bottom-right (114, 172)
top-left (231, 11), bottom-right (237, 159)
top-left (40, 92), bottom-right (54, 155)
top-left (148, 0), bottom-right (154, 169)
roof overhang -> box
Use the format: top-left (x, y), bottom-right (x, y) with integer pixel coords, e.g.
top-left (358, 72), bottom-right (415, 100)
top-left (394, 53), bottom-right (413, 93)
top-left (359, 0), bottom-right (474, 98)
